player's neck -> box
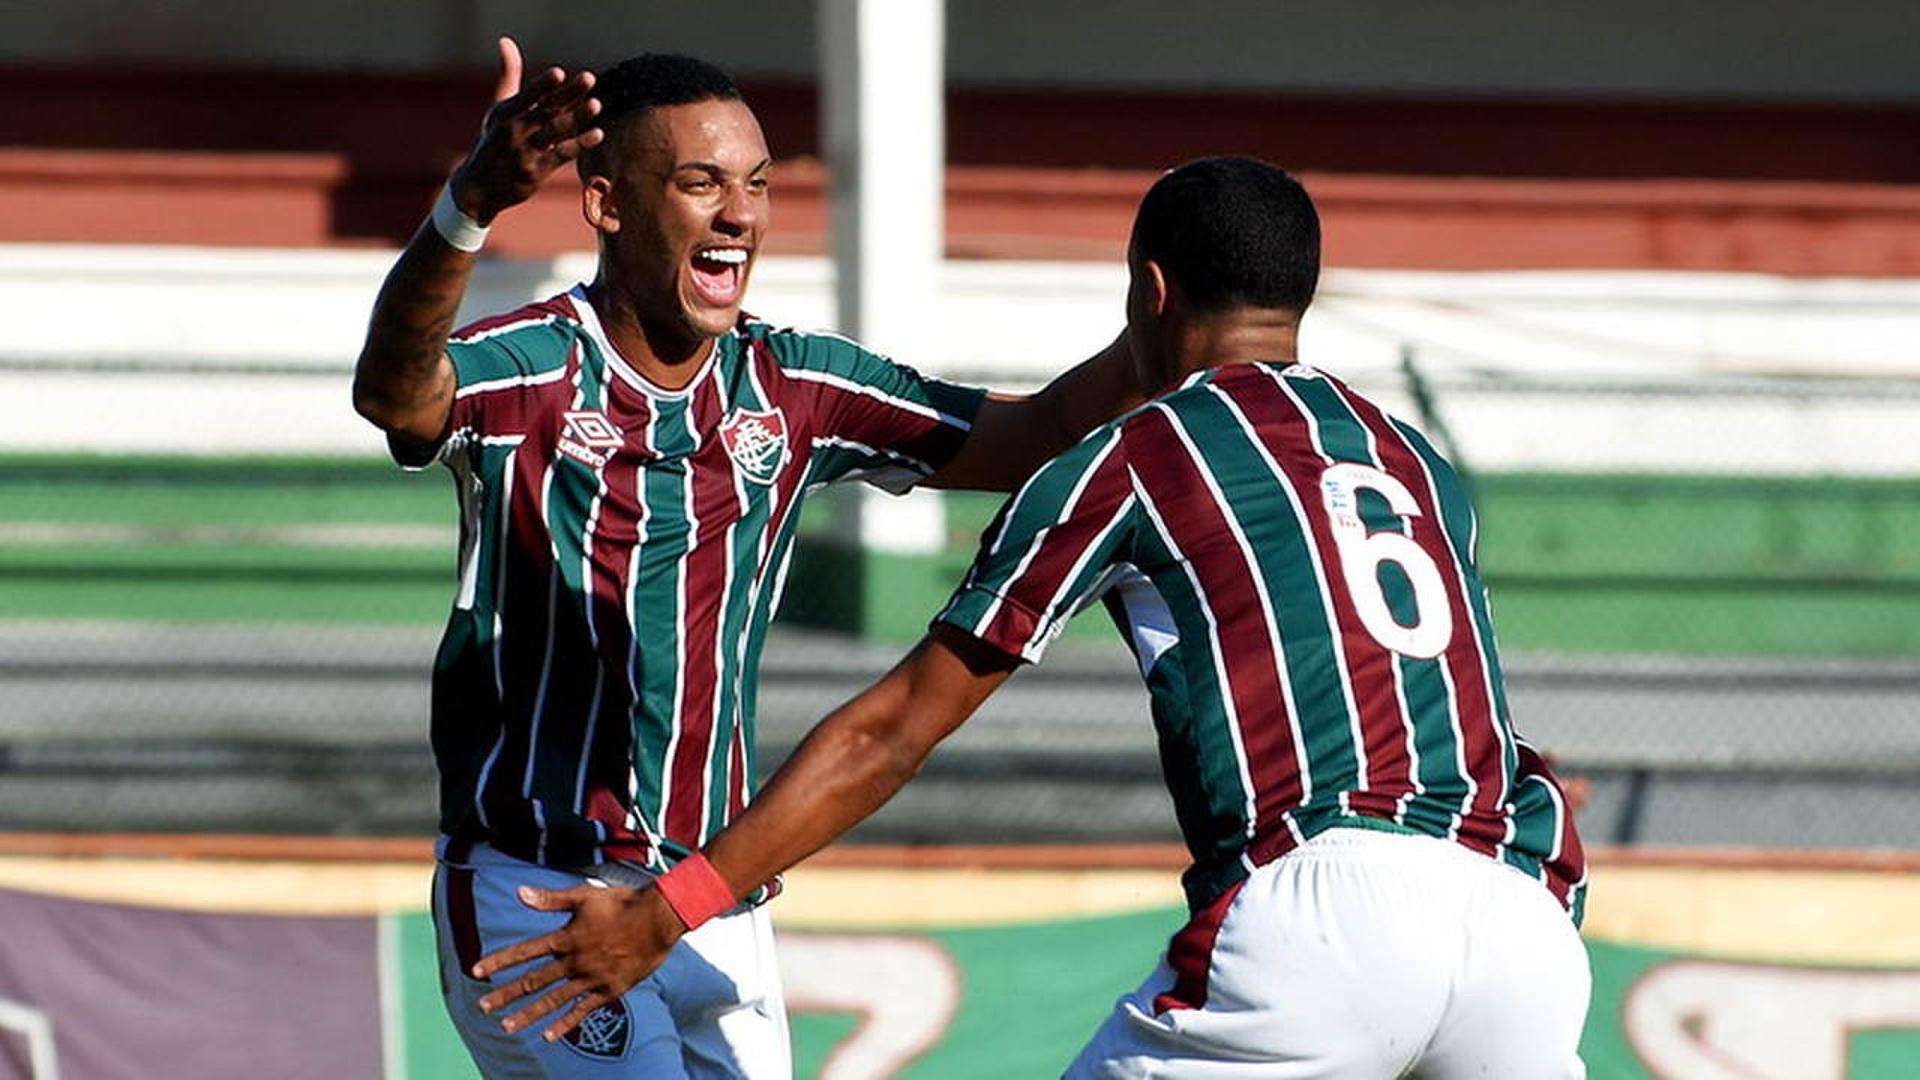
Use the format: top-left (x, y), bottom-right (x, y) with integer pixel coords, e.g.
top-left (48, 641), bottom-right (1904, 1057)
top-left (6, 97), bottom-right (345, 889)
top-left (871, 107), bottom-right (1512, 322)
top-left (585, 281), bottom-right (715, 391)
top-left (1168, 311), bottom-right (1299, 382)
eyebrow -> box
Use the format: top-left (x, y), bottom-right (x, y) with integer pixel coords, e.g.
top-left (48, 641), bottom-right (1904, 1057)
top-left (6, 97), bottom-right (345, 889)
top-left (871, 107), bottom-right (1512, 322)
top-left (675, 157), bottom-right (774, 176)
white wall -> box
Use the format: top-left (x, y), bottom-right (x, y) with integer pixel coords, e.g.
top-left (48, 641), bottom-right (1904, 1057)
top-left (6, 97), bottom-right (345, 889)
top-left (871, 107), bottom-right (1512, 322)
top-left (6, 0), bottom-right (1918, 104)
top-left (1, 244), bottom-right (1915, 475)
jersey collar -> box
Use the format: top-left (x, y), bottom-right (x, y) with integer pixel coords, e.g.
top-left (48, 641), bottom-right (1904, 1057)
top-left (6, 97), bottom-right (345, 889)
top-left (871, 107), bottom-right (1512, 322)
top-left (567, 284), bottom-right (722, 401)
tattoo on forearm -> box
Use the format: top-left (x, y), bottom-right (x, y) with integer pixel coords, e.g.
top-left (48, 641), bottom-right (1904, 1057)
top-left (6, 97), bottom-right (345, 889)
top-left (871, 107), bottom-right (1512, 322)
top-left (358, 224), bottom-right (471, 417)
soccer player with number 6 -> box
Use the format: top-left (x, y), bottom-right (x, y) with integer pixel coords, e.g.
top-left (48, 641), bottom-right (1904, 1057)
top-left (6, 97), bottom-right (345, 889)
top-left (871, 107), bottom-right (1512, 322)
top-left (477, 157), bottom-right (1592, 1078)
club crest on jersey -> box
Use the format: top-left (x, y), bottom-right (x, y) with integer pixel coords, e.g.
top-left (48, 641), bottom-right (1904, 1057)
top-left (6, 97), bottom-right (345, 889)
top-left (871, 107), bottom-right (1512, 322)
top-left (561, 998), bottom-right (632, 1061)
top-left (557, 409), bottom-right (623, 468)
top-left (719, 406), bottom-right (790, 485)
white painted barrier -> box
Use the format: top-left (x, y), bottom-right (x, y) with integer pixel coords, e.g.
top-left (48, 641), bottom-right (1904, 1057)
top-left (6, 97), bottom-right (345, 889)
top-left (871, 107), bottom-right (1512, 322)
top-left (1, 245), bottom-right (1915, 473)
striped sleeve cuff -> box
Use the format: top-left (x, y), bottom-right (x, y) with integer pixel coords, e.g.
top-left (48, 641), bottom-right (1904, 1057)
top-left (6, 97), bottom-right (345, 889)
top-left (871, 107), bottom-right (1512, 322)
top-left (934, 585), bottom-right (1053, 665)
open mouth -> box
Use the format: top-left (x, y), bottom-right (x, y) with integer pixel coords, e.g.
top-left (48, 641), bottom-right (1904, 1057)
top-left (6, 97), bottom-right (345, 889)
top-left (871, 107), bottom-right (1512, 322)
top-left (689, 247), bottom-right (750, 308)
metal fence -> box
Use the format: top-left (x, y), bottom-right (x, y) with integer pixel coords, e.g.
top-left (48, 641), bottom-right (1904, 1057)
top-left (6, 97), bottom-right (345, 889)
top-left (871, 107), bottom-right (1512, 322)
top-left (2, 372), bottom-right (1917, 849)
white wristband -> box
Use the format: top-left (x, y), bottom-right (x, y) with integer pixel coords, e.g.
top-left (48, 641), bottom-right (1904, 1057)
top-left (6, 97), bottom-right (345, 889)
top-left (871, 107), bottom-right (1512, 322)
top-left (431, 184), bottom-right (490, 253)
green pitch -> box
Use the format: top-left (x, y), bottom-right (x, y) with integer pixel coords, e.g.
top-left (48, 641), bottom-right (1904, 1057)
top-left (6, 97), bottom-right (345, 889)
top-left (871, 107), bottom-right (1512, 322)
top-left (3, 454), bottom-right (1916, 656)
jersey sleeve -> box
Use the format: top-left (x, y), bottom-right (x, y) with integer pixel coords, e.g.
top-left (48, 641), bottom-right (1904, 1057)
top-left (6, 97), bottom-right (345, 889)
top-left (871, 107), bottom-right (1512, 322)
top-left (781, 332), bottom-right (987, 493)
top-left (391, 314), bottom-right (574, 469)
top-left (934, 424), bottom-right (1137, 663)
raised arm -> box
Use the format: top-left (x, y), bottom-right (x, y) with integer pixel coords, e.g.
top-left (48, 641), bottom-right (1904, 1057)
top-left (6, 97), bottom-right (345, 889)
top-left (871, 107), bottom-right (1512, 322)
top-left (471, 625), bottom-right (1019, 1039)
top-left (924, 330), bottom-right (1142, 492)
top-left (351, 37), bottom-right (603, 450)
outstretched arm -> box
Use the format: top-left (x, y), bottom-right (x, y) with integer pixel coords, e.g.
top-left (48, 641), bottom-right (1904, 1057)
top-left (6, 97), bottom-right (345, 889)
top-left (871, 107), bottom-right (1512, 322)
top-left (924, 330), bottom-right (1142, 492)
top-left (470, 625), bottom-right (1019, 1039)
top-left (351, 37), bottom-right (603, 451)
top-left (705, 626), bottom-right (1016, 888)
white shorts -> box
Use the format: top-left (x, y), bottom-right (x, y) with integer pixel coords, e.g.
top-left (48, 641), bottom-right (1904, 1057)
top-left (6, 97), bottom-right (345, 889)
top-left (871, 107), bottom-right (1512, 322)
top-left (433, 842), bottom-right (791, 1080)
top-left (1065, 827), bottom-right (1591, 1080)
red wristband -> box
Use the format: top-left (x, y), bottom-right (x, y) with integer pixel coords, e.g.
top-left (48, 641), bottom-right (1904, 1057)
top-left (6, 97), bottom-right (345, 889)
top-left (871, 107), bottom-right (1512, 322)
top-left (654, 852), bottom-right (736, 931)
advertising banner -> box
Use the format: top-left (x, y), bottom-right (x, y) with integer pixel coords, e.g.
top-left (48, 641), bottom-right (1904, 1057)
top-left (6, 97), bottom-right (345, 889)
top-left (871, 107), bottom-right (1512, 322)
top-left (0, 855), bottom-right (1916, 1079)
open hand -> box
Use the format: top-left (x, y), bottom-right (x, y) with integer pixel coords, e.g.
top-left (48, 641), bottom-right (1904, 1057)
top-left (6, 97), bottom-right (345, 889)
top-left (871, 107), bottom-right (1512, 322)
top-left (471, 882), bottom-right (685, 1042)
top-left (449, 36), bottom-right (605, 225)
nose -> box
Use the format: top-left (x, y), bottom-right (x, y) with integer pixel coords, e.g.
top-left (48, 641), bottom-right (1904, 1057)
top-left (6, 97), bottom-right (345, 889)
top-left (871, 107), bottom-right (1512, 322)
top-left (714, 179), bottom-right (763, 237)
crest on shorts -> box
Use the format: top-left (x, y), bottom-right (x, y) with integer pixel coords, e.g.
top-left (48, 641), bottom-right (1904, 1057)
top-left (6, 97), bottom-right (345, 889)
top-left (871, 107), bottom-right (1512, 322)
top-left (561, 997), bottom-right (632, 1061)
top-left (719, 406), bottom-right (790, 485)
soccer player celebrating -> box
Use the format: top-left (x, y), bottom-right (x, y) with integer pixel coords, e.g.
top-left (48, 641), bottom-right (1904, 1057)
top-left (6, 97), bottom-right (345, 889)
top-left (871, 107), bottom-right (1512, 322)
top-left (474, 157), bottom-right (1593, 1078)
top-left (352, 39), bottom-right (1139, 1079)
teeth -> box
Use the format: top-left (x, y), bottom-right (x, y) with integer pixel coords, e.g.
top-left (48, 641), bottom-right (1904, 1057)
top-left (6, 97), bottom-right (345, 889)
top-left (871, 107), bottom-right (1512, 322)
top-left (699, 249), bottom-right (749, 265)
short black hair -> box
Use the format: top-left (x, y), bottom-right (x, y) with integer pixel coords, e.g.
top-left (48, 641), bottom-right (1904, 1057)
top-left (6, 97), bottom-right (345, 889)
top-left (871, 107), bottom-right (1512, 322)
top-left (580, 53), bottom-right (742, 177)
top-left (1131, 156), bottom-right (1320, 314)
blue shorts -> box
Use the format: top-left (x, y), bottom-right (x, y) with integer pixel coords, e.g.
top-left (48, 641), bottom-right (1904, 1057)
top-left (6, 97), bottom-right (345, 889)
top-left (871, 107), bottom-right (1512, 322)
top-left (432, 840), bottom-right (791, 1079)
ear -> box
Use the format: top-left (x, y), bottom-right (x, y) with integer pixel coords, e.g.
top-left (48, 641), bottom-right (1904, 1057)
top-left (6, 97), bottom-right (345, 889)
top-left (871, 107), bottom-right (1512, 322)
top-left (1143, 259), bottom-right (1173, 316)
top-left (582, 174), bottom-right (621, 235)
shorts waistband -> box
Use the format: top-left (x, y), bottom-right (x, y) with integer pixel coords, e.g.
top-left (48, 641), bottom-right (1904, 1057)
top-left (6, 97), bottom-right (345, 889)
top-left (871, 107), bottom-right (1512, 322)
top-left (437, 836), bottom-right (778, 911)
top-left (1293, 823), bottom-right (1465, 856)
top-left (1288, 825), bottom-right (1545, 887)
top-left (1321, 814), bottom-right (1429, 839)
top-left (435, 836), bottom-right (658, 883)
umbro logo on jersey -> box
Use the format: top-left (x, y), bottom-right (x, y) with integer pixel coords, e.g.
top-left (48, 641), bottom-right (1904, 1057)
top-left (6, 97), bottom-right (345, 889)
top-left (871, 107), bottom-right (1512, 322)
top-left (719, 407), bottom-right (790, 485)
top-left (558, 410), bottom-right (623, 468)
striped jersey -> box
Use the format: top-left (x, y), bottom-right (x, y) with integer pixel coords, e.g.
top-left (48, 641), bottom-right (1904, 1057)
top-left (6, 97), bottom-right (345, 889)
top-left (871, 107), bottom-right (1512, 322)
top-left (937, 360), bottom-right (1587, 922)
top-left (418, 285), bottom-right (985, 871)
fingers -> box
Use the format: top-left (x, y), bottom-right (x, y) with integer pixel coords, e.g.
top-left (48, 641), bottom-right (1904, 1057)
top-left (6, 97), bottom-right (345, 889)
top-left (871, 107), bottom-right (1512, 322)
top-left (537, 118), bottom-right (605, 165)
top-left (477, 959), bottom-right (568, 1015)
top-left (499, 66), bottom-right (590, 121)
top-left (472, 928), bottom-right (570, 980)
top-left (528, 89), bottom-right (600, 141)
top-left (500, 981), bottom-right (597, 1037)
top-left (514, 883), bottom-right (598, 911)
top-left (493, 66), bottom-right (568, 122)
top-left (540, 993), bottom-right (612, 1043)
top-left (541, 127), bottom-right (606, 166)
top-left (493, 37), bottom-right (523, 103)
top-left (493, 68), bottom-right (600, 157)
top-left (456, 57), bottom-right (599, 219)
top-left (514, 885), bottom-right (561, 910)
top-left (531, 72), bottom-right (599, 135)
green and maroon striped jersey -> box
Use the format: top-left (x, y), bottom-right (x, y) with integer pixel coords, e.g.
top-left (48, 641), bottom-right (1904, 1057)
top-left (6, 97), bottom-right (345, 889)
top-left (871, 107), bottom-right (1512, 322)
top-left (937, 361), bottom-right (1587, 922)
top-left (418, 286), bottom-right (985, 870)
